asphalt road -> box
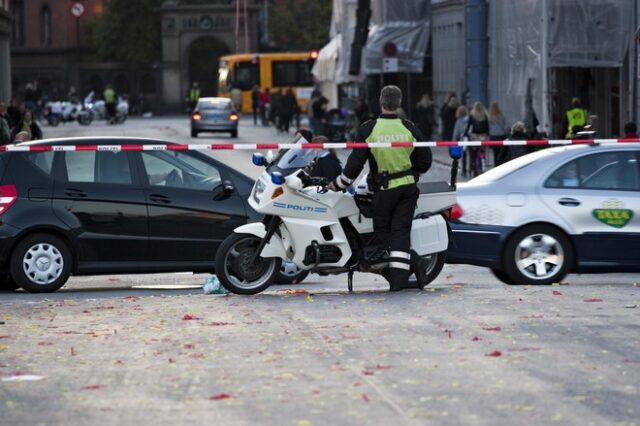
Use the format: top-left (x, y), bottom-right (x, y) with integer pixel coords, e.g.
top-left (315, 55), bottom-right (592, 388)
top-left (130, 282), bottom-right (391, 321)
top-left (0, 116), bottom-right (638, 425)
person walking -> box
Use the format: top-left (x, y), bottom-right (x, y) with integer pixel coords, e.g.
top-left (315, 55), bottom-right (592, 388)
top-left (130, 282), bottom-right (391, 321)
top-left (312, 96), bottom-right (329, 136)
top-left (0, 102), bottom-right (11, 145)
top-left (251, 85), bottom-right (260, 126)
top-left (465, 102), bottom-right (490, 176)
top-left (623, 121), bottom-right (638, 139)
top-left (259, 88), bottom-right (271, 126)
top-left (329, 85), bottom-right (432, 291)
top-left (188, 82), bottom-right (200, 113)
top-left (440, 93), bottom-right (459, 141)
top-left (104, 85), bottom-right (117, 125)
top-left (496, 121), bottom-right (529, 165)
top-left (452, 105), bottom-right (470, 176)
top-left (11, 109), bottom-right (42, 141)
top-left (415, 94), bottom-right (436, 141)
top-left (279, 88), bottom-right (296, 134)
top-left (488, 103), bottom-right (508, 168)
top-left (564, 97), bottom-right (588, 139)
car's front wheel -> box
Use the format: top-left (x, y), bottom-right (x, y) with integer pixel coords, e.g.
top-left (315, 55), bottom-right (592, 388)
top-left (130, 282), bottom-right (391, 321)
top-left (10, 234), bottom-right (72, 293)
top-left (503, 225), bottom-right (573, 285)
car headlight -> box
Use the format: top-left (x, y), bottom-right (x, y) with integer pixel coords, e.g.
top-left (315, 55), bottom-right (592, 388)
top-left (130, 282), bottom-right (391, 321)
top-left (253, 179), bottom-right (266, 203)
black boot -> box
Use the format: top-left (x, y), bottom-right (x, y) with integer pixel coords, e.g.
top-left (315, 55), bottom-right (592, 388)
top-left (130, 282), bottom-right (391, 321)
top-left (388, 268), bottom-right (412, 291)
top-left (411, 250), bottom-right (430, 290)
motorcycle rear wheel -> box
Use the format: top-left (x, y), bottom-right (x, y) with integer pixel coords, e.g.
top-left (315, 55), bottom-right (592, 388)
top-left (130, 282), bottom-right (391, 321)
top-left (215, 233), bottom-right (281, 295)
top-left (409, 251), bottom-right (446, 288)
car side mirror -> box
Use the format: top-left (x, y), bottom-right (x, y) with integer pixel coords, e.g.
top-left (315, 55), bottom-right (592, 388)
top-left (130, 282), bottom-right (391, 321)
top-left (265, 150), bottom-right (274, 163)
top-left (214, 180), bottom-right (235, 200)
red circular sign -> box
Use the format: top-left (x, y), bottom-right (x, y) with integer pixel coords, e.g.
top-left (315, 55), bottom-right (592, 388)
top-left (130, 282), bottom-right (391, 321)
top-left (71, 2), bottom-right (85, 18)
top-left (383, 42), bottom-right (397, 57)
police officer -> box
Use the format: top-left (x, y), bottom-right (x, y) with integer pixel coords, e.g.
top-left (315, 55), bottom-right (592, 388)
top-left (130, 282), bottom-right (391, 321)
top-left (329, 85), bottom-right (432, 291)
top-left (565, 97), bottom-right (588, 138)
top-left (189, 81), bottom-right (201, 113)
top-left (103, 84), bottom-right (116, 125)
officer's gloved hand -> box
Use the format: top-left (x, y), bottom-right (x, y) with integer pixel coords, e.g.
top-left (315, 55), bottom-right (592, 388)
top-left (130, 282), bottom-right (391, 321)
top-left (327, 180), bottom-right (340, 192)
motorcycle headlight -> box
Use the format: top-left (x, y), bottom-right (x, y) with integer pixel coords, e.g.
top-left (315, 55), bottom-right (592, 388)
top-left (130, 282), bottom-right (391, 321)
top-left (253, 179), bottom-right (266, 203)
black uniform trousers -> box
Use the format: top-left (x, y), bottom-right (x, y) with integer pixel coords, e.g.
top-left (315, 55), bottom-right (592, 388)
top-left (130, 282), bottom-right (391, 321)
top-left (372, 183), bottom-right (419, 290)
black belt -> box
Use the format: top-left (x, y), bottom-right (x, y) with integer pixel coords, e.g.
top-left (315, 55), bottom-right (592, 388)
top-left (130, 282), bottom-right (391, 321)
top-left (368, 169), bottom-right (415, 190)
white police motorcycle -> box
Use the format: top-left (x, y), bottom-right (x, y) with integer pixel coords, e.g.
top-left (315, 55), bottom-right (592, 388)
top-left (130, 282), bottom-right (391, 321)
top-left (215, 137), bottom-right (460, 295)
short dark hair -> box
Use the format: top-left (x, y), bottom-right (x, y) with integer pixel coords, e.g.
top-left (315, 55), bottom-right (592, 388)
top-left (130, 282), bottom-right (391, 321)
top-left (624, 121), bottom-right (637, 135)
top-left (380, 85), bottom-right (402, 111)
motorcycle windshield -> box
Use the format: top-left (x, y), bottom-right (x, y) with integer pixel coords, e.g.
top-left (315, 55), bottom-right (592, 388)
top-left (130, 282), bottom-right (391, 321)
top-left (267, 136), bottom-right (319, 176)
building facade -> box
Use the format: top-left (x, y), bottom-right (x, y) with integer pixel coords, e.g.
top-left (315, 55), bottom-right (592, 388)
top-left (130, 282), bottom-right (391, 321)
top-left (0, 0), bottom-right (11, 101)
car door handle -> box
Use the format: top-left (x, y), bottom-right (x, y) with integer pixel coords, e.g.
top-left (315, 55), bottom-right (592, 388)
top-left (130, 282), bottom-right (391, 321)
top-left (558, 197), bottom-right (581, 207)
top-left (64, 188), bottom-right (87, 198)
top-left (149, 194), bottom-right (171, 204)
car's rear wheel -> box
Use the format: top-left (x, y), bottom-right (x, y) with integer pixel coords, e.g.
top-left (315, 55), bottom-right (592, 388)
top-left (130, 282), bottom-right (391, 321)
top-left (274, 261), bottom-right (309, 285)
top-left (491, 268), bottom-right (517, 285)
top-left (215, 233), bottom-right (280, 295)
top-left (10, 234), bottom-right (72, 293)
top-left (503, 225), bottom-right (573, 285)
top-left (191, 129), bottom-right (198, 138)
top-left (0, 274), bottom-right (19, 291)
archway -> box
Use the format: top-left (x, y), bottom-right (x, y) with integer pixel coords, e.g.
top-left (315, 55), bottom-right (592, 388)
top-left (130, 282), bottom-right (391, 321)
top-left (188, 37), bottom-right (230, 97)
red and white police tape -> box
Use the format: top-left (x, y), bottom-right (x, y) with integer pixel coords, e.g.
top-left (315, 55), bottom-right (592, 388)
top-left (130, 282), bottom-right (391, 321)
top-left (2, 138), bottom-right (640, 152)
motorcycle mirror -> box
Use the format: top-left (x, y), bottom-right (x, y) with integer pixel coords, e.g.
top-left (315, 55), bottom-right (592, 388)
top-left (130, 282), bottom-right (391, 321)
top-left (252, 153), bottom-right (268, 167)
top-left (449, 146), bottom-right (462, 159)
top-left (265, 150), bottom-right (274, 163)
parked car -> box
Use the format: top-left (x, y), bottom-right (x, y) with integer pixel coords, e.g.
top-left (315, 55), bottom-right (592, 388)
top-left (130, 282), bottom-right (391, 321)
top-left (0, 137), bottom-right (306, 292)
top-left (446, 144), bottom-right (640, 284)
top-left (191, 97), bottom-right (239, 138)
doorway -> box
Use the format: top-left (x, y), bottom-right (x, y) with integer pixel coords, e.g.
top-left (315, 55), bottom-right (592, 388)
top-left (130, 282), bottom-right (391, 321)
top-left (188, 37), bottom-right (230, 97)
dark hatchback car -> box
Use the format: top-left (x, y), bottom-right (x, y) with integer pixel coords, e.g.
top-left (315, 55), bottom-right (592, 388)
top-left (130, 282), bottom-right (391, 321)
top-left (0, 137), bottom-right (298, 293)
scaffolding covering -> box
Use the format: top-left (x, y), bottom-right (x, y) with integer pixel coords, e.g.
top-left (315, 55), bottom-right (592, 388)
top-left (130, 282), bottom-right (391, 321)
top-left (488, 0), bottom-right (634, 132)
top-left (362, 0), bottom-right (430, 74)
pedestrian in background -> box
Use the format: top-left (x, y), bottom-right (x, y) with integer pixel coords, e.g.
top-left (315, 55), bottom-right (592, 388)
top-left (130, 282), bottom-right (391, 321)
top-left (279, 88), bottom-right (296, 134)
top-left (312, 95), bottom-right (329, 136)
top-left (623, 121), bottom-right (637, 138)
top-left (440, 93), bottom-right (459, 141)
top-left (489, 103), bottom-right (508, 169)
top-left (452, 105), bottom-right (469, 176)
top-left (497, 121), bottom-right (529, 165)
top-left (11, 109), bottom-right (42, 141)
top-left (259, 88), bottom-right (271, 126)
top-left (188, 81), bottom-right (200, 113)
top-left (270, 89), bottom-right (282, 130)
top-left (251, 85), bottom-right (260, 126)
top-left (415, 94), bottom-right (436, 141)
top-left (564, 97), bottom-right (587, 139)
top-left (6, 97), bottom-right (21, 130)
top-left (465, 102), bottom-right (490, 176)
top-left (0, 102), bottom-right (11, 145)
top-left (230, 86), bottom-right (243, 112)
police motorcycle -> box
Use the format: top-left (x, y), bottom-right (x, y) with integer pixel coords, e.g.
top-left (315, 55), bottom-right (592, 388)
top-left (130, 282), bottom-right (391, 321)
top-left (44, 98), bottom-right (93, 126)
top-left (84, 91), bottom-right (129, 124)
top-left (215, 137), bottom-right (461, 295)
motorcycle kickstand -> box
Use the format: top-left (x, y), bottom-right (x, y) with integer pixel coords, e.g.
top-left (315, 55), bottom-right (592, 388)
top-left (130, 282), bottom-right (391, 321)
top-left (347, 269), bottom-right (354, 293)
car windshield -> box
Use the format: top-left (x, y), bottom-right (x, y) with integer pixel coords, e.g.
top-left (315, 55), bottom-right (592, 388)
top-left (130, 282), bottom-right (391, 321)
top-left (266, 136), bottom-right (317, 176)
top-left (470, 148), bottom-right (560, 183)
top-left (198, 100), bottom-right (231, 110)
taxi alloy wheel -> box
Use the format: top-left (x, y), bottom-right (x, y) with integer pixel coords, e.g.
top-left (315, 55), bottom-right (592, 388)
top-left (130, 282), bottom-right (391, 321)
top-left (503, 225), bottom-right (574, 285)
top-left (10, 234), bottom-right (72, 293)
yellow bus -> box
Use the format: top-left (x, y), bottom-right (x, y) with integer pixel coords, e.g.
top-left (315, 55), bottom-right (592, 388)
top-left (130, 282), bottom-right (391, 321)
top-left (218, 52), bottom-right (318, 114)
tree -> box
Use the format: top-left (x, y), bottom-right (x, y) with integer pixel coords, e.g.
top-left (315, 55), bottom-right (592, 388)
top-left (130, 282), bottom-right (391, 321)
top-left (94, 0), bottom-right (164, 63)
top-left (269, 0), bottom-right (332, 51)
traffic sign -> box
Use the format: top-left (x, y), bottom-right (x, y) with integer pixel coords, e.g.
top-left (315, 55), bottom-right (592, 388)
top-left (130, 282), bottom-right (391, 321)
top-left (71, 2), bottom-right (85, 18)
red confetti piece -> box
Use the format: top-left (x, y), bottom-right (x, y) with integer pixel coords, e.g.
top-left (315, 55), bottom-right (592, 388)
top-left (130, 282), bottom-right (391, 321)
top-left (282, 289), bottom-right (308, 295)
top-left (552, 290), bottom-right (562, 296)
top-left (70, 347), bottom-right (77, 356)
top-left (584, 298), bottom-right (603, 303)
top-left (622, 359), bottom-right (639, 364)
top-left (182, 314), bottom-right (200, 320)
top-left (81, 385), bottom-right (103, 390)
top-left (375, 364), bottom-right (391, 370)
top-left (472, 336), bottom-right (481, 341)
top-left (482, 326), bottom-right (501, 331)
top-left (123, 296), bottom-right (139, 301)
top-left (312, 389), bottom-right (320, 395)
top-left (207, 322), bottom-right (232, 326)
top-left (37, 342), bottom-right (53, 346)
top-left (0, 335), bottom-right (11, 339)
top-left (485, 350), bottom-right (502, 357)
top-left (184, 344), bottom-right (194, 349)
top-left (209, 393), bottom-right (231, 400)
top-left (82, 310), bottom-right (91, 314)
top-left (168, 358), bottom-right (175, 364)
top-left (362, 370), bottom-right (374, 376)
top-left (362, 393), bottom-right (369, 402)
top-left (444, 329), bottom-right (453, 338)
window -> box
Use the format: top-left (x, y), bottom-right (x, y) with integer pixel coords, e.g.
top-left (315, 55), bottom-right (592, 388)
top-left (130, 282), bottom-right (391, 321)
top-left (10, 0), bottom-right (25, 47)
top-left (197, 99), bottom-right (231, 111)
top-left (141, 151), bottom-right (221, 191)
top-left (27, 151), bottom-right (54, 175)
top-left (271, 61), bottom-right (313, 87)
top-left (41, 5), bottom-right (52, 47)
top-left (65, 152), bottom-right (132, 184)
top-left (545, 151), bottom-right (640, 191)
top-left (233, 61), bottom-right (260, 91)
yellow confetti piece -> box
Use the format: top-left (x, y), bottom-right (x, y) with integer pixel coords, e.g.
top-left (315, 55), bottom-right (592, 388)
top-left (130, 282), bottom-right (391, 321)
top-left (6, 400), bottom-right (16, 409)
top-left (298, 420), bottom-right (313, 426)
top-left (440, 294), bottom-right (448, 298)
top-left (426, 288), bottom-right (436, 292)
top-left (306, 295), bottom-right (313, 302)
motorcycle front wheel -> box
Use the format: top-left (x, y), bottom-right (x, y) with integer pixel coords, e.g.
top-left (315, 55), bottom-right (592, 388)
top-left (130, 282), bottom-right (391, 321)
top-left (77, 113), bottom-right (93, 126)
top-left (215, 233), bottom-right (281, 295)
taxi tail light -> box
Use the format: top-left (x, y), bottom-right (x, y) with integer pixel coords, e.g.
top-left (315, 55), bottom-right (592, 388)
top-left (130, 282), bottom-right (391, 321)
top-left (229, 112), bottom-right (239, 121)
top-left (0, 185), bottom-right (18, 215)
top-left (192, 112), bottom-right (202, 121)
top-left (447, 203), bottom-right (464, 221)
